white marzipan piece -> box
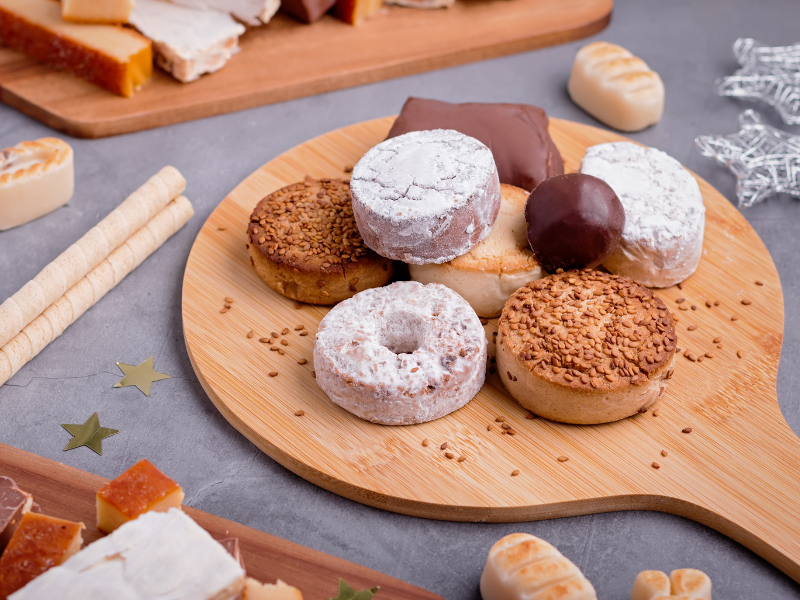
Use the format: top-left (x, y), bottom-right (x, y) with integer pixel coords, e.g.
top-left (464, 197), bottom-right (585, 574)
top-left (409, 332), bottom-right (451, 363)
top-left (0, 138), bottom-right (74, 232)
top-left (480, 533), bottom-right (597, 600)
top-left (580, 142), bottom-right (705, 288)
top-left (631, 569), bottom-right (712, 600)
top-left (0, 165), bottom-right (185, 350)
top-left (0, 196), bottom-right (194, 386)
top-left (568, 41), bottom-right (664, 132)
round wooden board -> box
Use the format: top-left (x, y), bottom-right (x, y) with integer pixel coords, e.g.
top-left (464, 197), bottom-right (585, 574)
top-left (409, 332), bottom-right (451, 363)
top-left (183, 117), bottom-right (800, 582)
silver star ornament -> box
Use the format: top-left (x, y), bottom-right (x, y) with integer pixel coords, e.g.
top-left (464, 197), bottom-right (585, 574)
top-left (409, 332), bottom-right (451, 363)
top-left (695, 109), bottom-right (800, 208)
top-left (717, 38), bottom-right (800, 125)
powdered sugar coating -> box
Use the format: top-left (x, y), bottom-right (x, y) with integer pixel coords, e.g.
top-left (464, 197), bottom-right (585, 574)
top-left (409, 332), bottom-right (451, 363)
top-left (580, 142), bottom-right (705, 287)
top-left (313, 281), bottom-right (487, 425)
top-left (351, 129), bottom-right (501, 265)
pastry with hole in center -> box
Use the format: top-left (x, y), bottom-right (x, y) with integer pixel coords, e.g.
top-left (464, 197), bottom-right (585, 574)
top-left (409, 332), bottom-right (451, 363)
top-left (496, 269), bottom-right (676, 424)
top-left (409, 184), bottom-right (543, 318)
top-left (248, 178), bottom-right (394, 305)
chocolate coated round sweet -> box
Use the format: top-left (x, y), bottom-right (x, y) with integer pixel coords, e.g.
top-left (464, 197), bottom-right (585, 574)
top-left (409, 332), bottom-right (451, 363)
top-left (525, 173), bottom-right (624, 273)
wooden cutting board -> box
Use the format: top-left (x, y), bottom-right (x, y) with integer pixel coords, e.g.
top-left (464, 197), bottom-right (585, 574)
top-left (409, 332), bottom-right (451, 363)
top-left (182, 116), bottom-right (800, 583)
top-left (0, 442), bottom-right (442, 600)
top-left (0, 0), bottom-right (611, 138)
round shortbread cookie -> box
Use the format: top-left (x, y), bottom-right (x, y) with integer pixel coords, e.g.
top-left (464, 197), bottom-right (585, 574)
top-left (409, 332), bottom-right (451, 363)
top-left (496, 269), bottom-right (677, 424)
top-left (410, 184), bottom-right (543, 318)
top-left (247, 178), bottom-right (394, 305)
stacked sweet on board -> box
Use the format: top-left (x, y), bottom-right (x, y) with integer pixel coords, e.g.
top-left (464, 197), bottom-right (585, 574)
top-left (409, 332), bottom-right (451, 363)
top-left (0, 460), bottom-right (308, 598)
top-left (246, 46), bottom-right (702, 427)
top-left (0, 0), bottom-right (453, 96)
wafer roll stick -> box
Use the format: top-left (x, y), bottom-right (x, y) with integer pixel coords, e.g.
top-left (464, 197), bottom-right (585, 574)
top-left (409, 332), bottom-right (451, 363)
top-left (0, 166), bottom-right (186, 348)
top-left (0, 196), bottom-right (194, 386)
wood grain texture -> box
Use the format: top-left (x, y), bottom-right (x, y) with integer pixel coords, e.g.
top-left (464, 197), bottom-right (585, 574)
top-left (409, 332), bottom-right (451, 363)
top-left (182, 116), bottom-right (800, 582)
top-left (0, 442), bottom-right (442, 600)
top-left (0, 0), bottom-right (611, 138)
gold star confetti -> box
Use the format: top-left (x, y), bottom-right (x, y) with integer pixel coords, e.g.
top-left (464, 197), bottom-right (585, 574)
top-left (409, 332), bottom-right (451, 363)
top-left (113, 356), bottom-right (171, 396)
top-left (62, 413), bottom-right (119, 455)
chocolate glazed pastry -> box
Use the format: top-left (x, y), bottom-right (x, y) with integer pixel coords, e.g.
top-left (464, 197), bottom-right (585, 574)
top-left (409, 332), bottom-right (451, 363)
top-left (387, 97), bottom-right (564, 191)
top-left (281, 0), bottom-right (337, 22)
top-left (525, 173), bottom-right (625, 273)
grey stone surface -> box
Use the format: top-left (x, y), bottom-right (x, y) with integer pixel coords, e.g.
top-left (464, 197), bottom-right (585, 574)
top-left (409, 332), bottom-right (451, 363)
top-left (1, 0), bottom-right (800, 597)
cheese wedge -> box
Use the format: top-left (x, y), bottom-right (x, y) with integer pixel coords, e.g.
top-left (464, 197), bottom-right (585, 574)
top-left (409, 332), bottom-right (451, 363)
top-left (129, 0), bottom-right (245, 83)
top-left (0, 512), bottom-right (84, 599)
top-left (0, 0), bottom-right (152, 97)
top-left (0, 138), bottom-right (74, 231)
top-left (167, 0), bottom-right (281, 25)
top-left (9, 509), bottom-right (246, 600)
top-left (62, 0), bottom-right (135, 24)
top-left (96, 458), bottom-right (185, 533)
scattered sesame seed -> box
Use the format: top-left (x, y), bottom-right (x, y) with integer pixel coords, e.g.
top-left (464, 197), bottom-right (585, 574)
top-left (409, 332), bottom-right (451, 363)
top-left (741, 299), bottom-right (752, 305)
top-left (271, 332), bottom-right (280, 338)
top-left (300, 331), bottom-right (309, 336)
top-left (269, 371), bottom-right (278, 377)
top-left (525, 413), bottom-right (536, 420)
top-left (652, 462), bottom-right (660, 469)
top-left (714, 300), bottom-right (720, 306)
top-left (713, 336), bottom-right (722, 343)
top-left (706, 300), bottom-right (713, 308)
top-left (259, 337), bottom-right (270, 343)
top-left (652, 409), bottom-right (660, 417)
top-left (704, 352), bottom-right (714, 358)
top-left (298, 358), bottom-right (307, 365)
top-left (480, 318), bottom-right (488, 325)
top-left (312, 370), bottom-right (315, 377)
top-left (557, 456), bottom-right (569, 462)
top-left (682, 427), bottom-right (692, 434)
top-left (224, 303), bottom-right (232, 309)
top-left (487, 425), bottom-right (492, 432)
top-left (295, 410), bottom-right (305, 416)
top-left (687, 325), bottom-right (697, 331)
top-left (247, 330), bottom-right (255, 339)
top-left (294, 302), bottom-right (302, 309)
top-left (731, 314), bottom-right (741, 321)
top-left (691, 305), bottom-right (697, 311)
top-left (676, 298), bottom-right (686, 304)
top-left (422, 439), bottom-right (429, 447)
top-left (496, 416), bottom-right (507, 423)
top-left (679, 305), bottom-right (689, 311)
top-left (661, 450), bottom-right (668, 457)
top-left (220, 307), bottom-right (229, 314)
top-left (507, 429), bottom-right (517, 435)
top-left (224, 297), bottom-right (234, 303)
top-left (511, 470), bottom-right (520, 476)
top-left (440, 442), bottom-right (448, 450)
top-left (270, 346), bottom-right (280, 352)
top-left (677, 282), bottom-right (684, 289)
top-left (411, 367), bottom-right (419, 372)
top-left (737, 350), bottom-right (743, 358)
top-left (282, 328), bottom-right (290, 335)
top-left (755, 280), bottom-right (764, 286)
top-left (638, 406), bottom-right (648, 414)
top-left (445, 452), bottom-right (454, 459)
top-left (280, 339), bottom-right (289, 346)
top-left (460, 349), bottom-right (467, 357)
top-left (218, 227), bottom-right (227, 231)
top-left (458, 455), bottom-right (466, 463)
top-left (295, 324), bottom-right (305, 330)
top-left (278, 349), bottom-right (285, 355)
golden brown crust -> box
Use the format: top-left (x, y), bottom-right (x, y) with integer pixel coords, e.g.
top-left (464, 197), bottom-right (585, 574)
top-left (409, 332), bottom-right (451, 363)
top-left (496, 269), bottom-right (677, 423)
top-left (247, 178), bottom-right (394, 305)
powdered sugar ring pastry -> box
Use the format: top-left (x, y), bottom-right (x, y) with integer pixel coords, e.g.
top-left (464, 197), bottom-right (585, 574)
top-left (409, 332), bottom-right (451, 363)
top-left (350, 129), bottom-right (501, 265)
top-left (580, 142), bottom-right (705, 288)
top-left (313, 281), bottom-right (488, 425)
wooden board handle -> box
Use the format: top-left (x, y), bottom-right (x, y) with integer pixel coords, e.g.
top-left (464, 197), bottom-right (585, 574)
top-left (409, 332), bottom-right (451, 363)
top-left (673, 414), bottom-right (800, 582)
